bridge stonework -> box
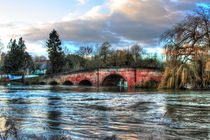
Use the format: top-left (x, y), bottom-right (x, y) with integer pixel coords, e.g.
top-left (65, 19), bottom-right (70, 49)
top-left (42, 68), bottom-right (162, 87)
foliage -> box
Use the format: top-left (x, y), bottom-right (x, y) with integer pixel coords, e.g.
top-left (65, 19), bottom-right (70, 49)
top-left (136, 79), bottom-right (158, 88)
top-left (130, 44), bottom-right (144, 63)
top-left (159, 7), bottom-right (209, 89)
top-left (158, 62), bottom-right (202, 89)
top-left (0, 53), bottom-right (6, 68)
top-left (161, 7), bottom-right (209, 62)
top-left (98, 42), bottom-right (111, 65)
top-left (138, 53), bottom-right (165, 69)
top-left (65, 54), bottom-right (86, 70)
top-left (68, 42), bottom-right (165, 70)
top-left (46, 29), bottom-right (66, 74)
top-left (84, 56), bottom-right (105, 69)
top-left (1, 38), bottom-right (34, 75)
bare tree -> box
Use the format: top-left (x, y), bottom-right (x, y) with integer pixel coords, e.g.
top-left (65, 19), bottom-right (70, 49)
top-left (77, 46), bottom-right (93, 57)
top-left (161, 6), bottom-right (209, 64)
top-left (159, 6), bottom-right (210, 89)
top-left (130, 44), bottom-right (144, 63)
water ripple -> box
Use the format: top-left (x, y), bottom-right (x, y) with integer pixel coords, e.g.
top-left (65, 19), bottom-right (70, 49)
top-left (0, 85), bottom-right (209, 139)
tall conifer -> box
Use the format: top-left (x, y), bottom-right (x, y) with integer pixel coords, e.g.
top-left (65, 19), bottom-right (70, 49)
top-left (47, 29), bottom-right (65, 73)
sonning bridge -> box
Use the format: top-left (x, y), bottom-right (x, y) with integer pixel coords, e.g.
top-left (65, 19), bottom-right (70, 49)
top-left (40, 67), bottom-right (162, 87)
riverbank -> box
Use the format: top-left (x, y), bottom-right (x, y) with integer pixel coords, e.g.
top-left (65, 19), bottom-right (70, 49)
top-left (0, 77), bottom-right (209, 90)
top-left (0, 76), bottom-right (41, 86)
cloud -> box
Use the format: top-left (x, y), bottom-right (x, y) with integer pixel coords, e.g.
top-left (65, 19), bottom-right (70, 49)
top-left (22, 0), bottom-right (207, 48)
top-left (24, 18), bottom-right (120, 44)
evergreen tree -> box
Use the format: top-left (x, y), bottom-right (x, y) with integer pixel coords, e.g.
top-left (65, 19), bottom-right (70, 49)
top-left (47, 29), bottom-right (65, 73)
top-left (1, 38), bottom-right (34, 77)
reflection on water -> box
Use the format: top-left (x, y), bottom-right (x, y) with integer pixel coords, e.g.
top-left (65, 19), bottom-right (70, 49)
top-left (0, 85), bottom-right (209, 139)
top-left (47, 87), bottom-right (63, 131)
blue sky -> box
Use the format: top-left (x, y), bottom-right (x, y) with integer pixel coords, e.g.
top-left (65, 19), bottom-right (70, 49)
top-left (0, 0), bottom-right (209, 56)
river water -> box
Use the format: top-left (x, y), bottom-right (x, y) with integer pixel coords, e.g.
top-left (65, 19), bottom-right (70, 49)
top-left (0, 85), bottom-right (209, 140)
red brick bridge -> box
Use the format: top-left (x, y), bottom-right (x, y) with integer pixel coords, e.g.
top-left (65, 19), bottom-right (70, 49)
top-left (41, 67), bottom-right (162, 87)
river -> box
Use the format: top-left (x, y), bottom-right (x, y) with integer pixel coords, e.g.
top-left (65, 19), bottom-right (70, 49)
top-left (0, 85), bottom-right (209, 140)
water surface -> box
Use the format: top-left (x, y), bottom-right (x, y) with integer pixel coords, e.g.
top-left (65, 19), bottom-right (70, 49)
top-left (0, 85), bottom-right (209, 139)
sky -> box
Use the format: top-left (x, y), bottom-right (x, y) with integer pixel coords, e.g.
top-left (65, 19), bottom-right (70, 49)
top-left (0, 0), bottom-right (209, 56)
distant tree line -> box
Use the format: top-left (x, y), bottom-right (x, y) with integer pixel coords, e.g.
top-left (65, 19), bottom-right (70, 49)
top-left (63, 42), bottom-right (165, 72)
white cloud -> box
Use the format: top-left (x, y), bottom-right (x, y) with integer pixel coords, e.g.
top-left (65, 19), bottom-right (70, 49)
top-left (84, 5), bottom-right (105, 18)
top-left (26, 41), bottom-right (48, 56)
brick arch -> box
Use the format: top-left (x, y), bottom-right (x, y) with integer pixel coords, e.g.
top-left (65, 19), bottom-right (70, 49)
top-left (101, 73), bottom-right (127, 87)
top-left (79, 79), bottom-right (92, 86)
top-left (69, 72), bottom-right (96, 86)
top-left (63, 80), bottom-right (74, 85)
top-left (49, 81), bottom-right (58, 85)
top-left (99, 70), bottom-right (133, 87)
